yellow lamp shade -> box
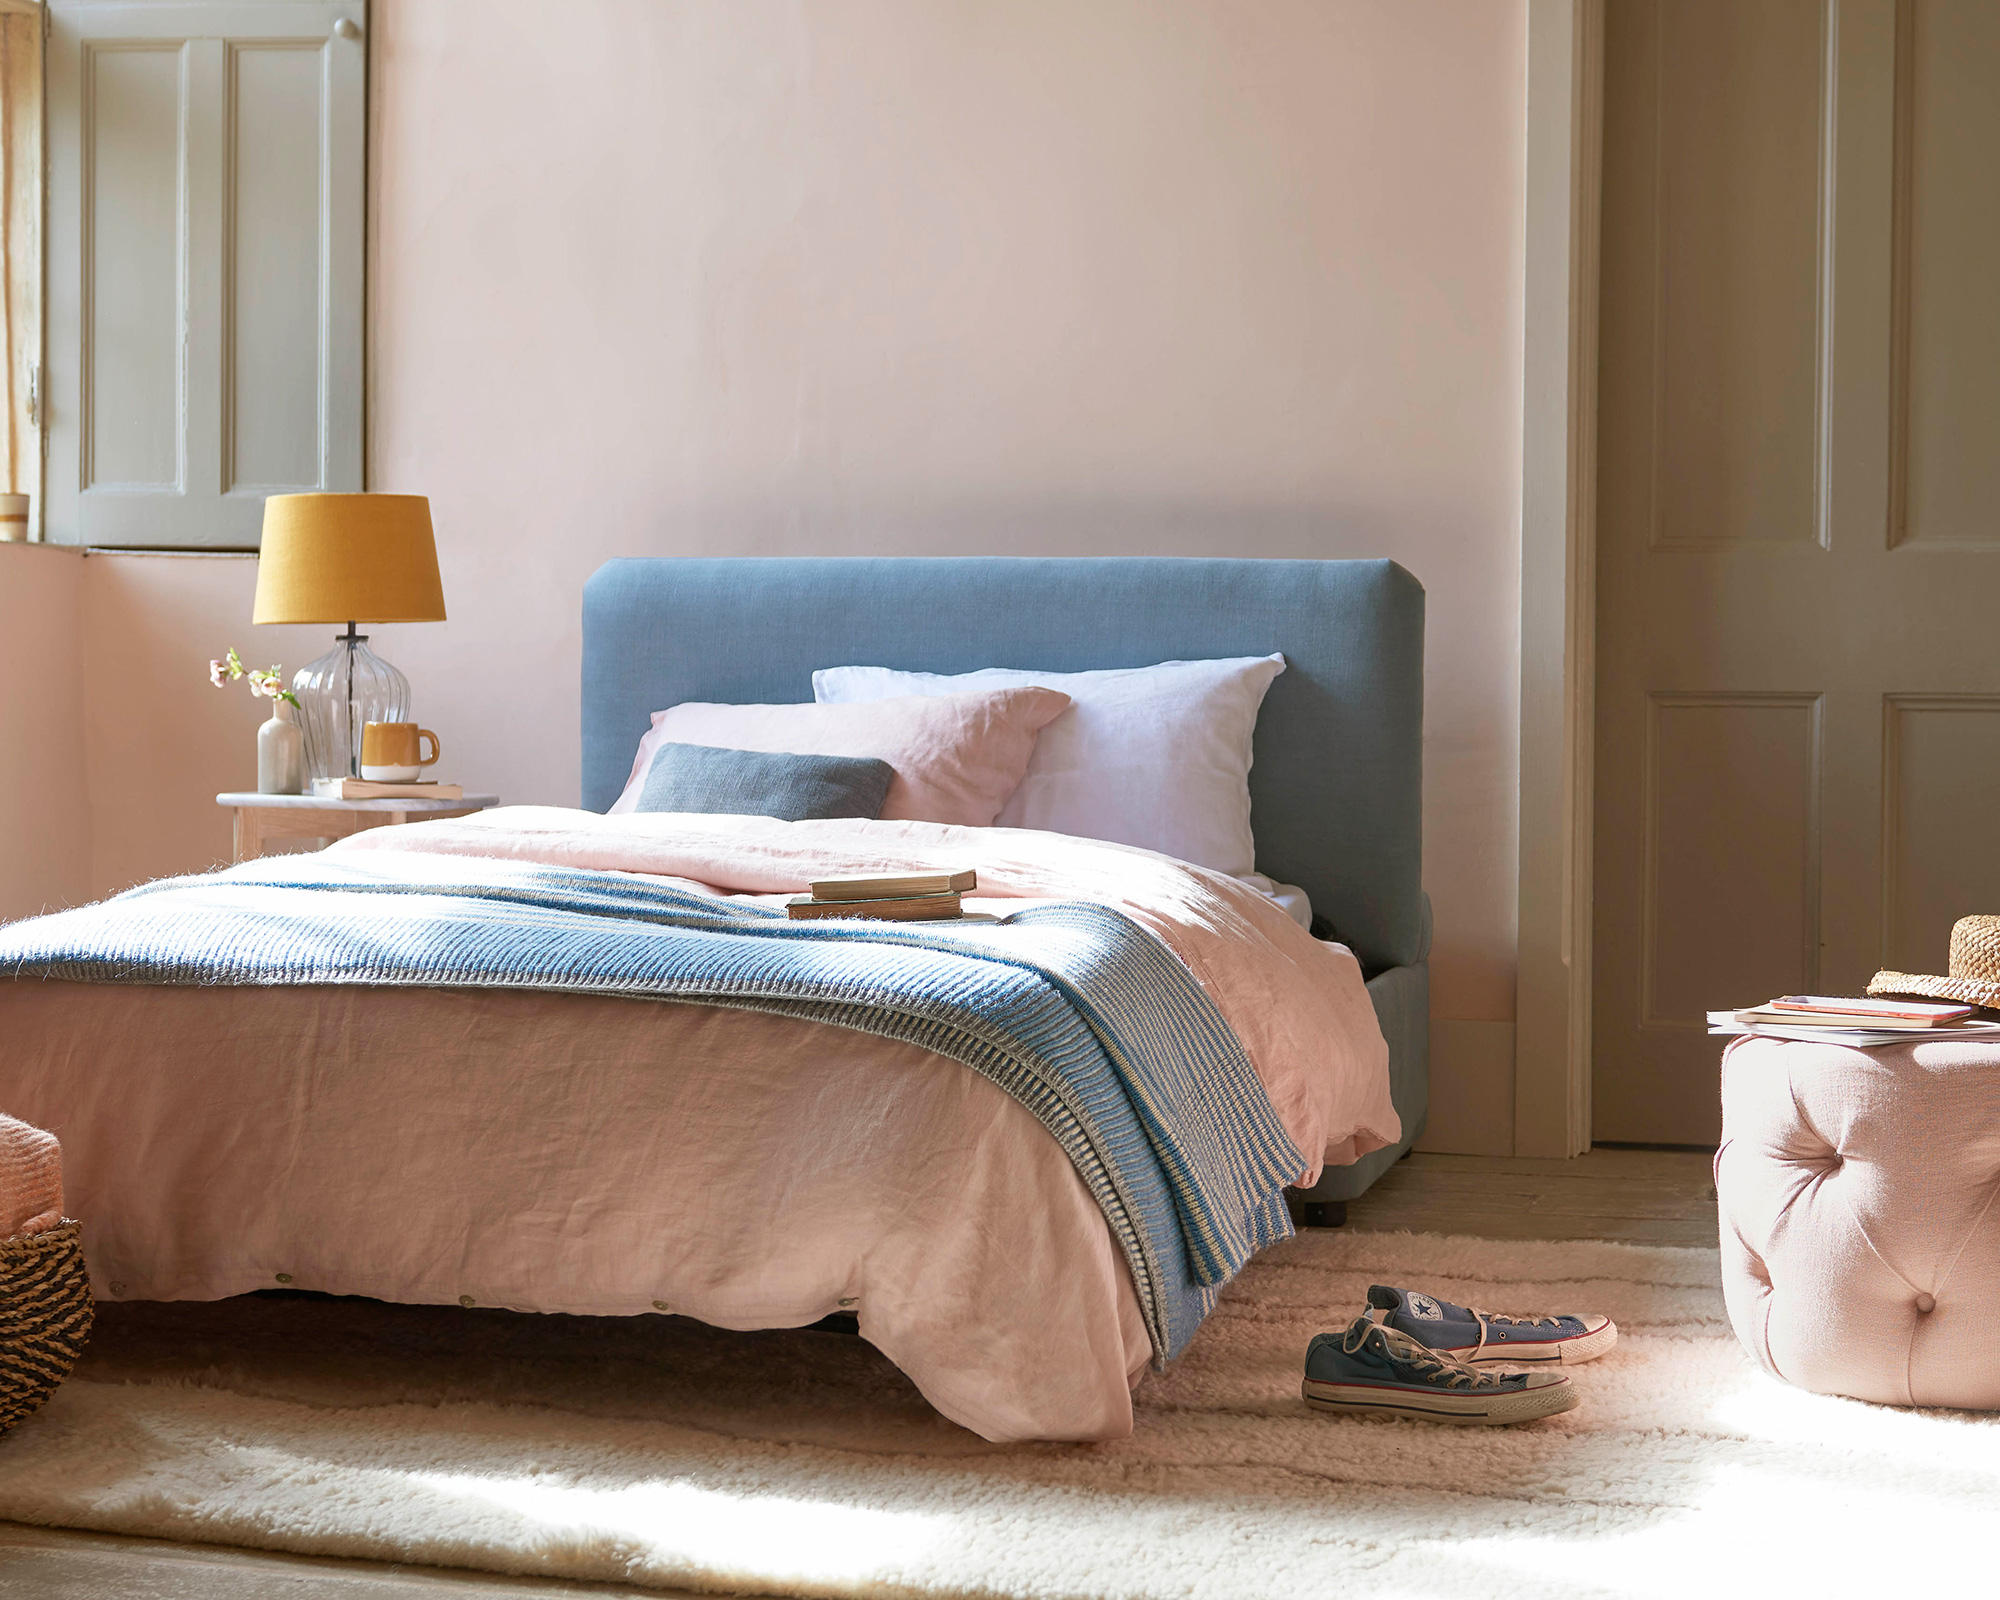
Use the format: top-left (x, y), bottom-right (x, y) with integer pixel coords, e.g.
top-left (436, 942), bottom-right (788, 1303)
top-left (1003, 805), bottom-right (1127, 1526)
top-left (253, 494), bottom-right (446, 625)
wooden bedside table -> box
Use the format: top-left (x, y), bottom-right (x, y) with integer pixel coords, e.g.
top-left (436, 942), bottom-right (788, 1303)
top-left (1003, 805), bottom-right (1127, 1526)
top-left (217, 792), bottom-right (501, 862)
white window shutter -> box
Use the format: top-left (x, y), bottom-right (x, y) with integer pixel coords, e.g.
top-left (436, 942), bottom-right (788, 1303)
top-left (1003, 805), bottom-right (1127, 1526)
top-left (47, 0), bottom-right (364, 547)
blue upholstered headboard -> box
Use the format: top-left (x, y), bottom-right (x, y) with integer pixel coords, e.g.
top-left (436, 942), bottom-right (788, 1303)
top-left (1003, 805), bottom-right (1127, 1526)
top-left (581, 558), bottom-right (1424, 973)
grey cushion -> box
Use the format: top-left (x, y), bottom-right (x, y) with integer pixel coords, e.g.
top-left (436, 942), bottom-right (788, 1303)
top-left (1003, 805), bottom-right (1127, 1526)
top-left (634, 742), bottom-right (894, 822)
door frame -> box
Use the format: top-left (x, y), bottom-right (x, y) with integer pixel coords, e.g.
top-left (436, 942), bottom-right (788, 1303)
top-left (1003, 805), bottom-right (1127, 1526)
top-left (1516, 0), bottom-right (1603, 1158)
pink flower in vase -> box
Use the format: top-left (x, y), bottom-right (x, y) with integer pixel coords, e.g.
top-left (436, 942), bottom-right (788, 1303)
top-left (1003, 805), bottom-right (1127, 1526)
top-left (207, 648), bottom-right (299, 708)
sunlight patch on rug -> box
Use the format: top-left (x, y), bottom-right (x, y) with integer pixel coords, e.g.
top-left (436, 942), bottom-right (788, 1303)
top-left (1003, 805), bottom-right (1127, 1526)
top-left (410, 1471), bottom-right (946, 1584)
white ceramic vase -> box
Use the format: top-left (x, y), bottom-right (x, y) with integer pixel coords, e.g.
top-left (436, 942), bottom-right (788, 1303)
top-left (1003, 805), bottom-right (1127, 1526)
top-left (257, 699), bottom-right (305, 795)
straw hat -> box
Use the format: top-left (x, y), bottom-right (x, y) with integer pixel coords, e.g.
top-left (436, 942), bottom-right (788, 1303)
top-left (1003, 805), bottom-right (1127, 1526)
top-left (1868, 916), bottom-right (2000, 1010)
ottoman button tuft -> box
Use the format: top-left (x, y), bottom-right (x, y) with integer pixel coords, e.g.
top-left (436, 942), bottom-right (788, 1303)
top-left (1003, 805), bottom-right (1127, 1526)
top-left (1914, 1292), bottom-right (1936, 1314)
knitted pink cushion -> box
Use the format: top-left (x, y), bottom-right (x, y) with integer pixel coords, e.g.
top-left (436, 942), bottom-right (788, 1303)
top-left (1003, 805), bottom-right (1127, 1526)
top-left (0, 1114), bottom-right (62, 1237)
top-left (607, 688), bottom-right (1072, 828)
top-left (1717, 1035), bottom-right (2000, 1408)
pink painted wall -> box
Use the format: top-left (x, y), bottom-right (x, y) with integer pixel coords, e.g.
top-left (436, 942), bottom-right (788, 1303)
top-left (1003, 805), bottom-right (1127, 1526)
top-left (365, 0), bottom-right (1529, 1025)
top-left (78, 553), bottom-right (354, 899)
top-left (0, 546), bottom-right (90, 921)
top-left (49, 2), bottom-right (1527, 1147)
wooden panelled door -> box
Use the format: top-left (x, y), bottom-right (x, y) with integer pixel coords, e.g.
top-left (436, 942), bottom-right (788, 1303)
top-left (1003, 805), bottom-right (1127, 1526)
top-left (1593, 0), bottom-right (2000, 1144)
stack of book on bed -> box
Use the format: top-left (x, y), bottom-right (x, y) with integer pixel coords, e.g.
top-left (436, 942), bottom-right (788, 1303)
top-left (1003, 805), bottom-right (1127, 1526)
top-left (786, 869), bottom-right (980, 922)
top-left (1707, 994), bottom-right (2000, 1047)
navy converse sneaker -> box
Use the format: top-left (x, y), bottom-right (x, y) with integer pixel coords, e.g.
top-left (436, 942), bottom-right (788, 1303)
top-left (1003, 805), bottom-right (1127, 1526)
top-left (1302, 1316), bottom-right (1577, 1425)
top-left (1367, 1284), bottom-right (1618, 1365)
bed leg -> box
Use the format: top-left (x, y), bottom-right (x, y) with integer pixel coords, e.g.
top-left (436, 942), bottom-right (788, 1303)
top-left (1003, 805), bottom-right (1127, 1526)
top-left (1298, 1200), bottom-right (1347, 1229)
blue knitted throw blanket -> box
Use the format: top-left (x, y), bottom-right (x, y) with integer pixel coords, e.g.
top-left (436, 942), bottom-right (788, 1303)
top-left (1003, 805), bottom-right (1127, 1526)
top-left (0, 854), bottom-right (1304, 1360)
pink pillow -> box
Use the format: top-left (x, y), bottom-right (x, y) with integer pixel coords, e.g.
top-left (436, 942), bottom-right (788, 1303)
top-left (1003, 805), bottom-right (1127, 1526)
top-left (608, 688), bottom-right (1073, 827)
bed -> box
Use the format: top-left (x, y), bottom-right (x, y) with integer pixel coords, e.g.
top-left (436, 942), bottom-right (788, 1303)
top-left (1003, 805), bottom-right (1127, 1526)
top-left (0, 555), bottom-right (1426, 1442)
top-left (581, 554), bottom-right (1431, 1215)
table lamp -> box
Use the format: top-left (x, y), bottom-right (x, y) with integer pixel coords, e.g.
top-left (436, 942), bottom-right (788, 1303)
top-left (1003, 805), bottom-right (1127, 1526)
top-left (253, 494), bottom-right (446, 782)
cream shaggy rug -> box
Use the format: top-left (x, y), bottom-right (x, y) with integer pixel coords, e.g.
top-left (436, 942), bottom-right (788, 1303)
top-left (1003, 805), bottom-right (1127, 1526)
top-left (0, 1229), bottom-right (1992, 1598)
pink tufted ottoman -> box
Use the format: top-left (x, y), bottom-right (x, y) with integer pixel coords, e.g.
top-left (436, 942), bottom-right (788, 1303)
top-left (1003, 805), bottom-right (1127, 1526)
top-left (1717, 1034), bottom-right (2000, 1408)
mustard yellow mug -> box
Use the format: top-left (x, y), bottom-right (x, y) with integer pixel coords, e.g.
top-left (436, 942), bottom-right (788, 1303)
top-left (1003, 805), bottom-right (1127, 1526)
top-left (360, 721), bottom-right (441, 782)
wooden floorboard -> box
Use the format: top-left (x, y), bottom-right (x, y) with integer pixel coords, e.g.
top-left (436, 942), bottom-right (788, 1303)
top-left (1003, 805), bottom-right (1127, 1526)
top-left (1343, 1149), bottom-right (1719, 1247)
top-left (0, 1149), bottom-right (1720, 1596)
top-left (0, 1523), bottom-right (688, 1598)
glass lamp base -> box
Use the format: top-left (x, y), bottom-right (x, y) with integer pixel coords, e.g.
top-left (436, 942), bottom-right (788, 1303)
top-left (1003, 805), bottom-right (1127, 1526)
top-left (291, 632), bottom-right (411, 783)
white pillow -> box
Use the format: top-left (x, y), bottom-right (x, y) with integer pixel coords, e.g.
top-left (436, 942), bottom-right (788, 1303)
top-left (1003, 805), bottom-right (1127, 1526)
top-left (813, 655), bottom-right (1287, 881)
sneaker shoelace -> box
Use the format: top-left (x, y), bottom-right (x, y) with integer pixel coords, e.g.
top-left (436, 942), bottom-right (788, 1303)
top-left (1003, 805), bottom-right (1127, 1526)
top-left (1341, 1318), bottom-right (1509, 1391)
top-left (1466, 1307), bottom-right (1564, 1360)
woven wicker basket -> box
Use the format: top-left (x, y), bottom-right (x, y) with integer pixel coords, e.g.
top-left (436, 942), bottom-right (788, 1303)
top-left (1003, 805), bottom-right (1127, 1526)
top-left (0, 1221), bottom-right (93, 1431)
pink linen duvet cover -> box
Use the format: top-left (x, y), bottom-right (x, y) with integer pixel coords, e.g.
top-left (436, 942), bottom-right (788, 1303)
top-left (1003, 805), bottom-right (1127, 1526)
top-left (0, 809), bottom-right (1394, 1441)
